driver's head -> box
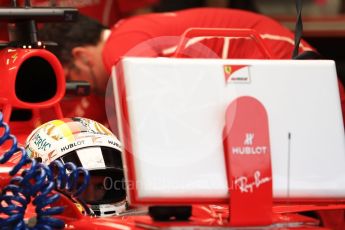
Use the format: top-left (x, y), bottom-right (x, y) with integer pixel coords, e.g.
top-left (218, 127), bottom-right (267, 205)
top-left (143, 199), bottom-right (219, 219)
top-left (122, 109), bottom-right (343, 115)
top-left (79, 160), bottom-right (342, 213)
top-left (81, 175), bottom-right (107, 202)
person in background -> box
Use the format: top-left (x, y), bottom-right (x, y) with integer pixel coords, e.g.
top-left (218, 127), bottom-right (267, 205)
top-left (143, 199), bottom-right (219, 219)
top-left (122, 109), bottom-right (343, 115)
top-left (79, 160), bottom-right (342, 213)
top-left (39, 7), bottom-right (345, 128)
top-left (39, 7), bottom-right (318, 97)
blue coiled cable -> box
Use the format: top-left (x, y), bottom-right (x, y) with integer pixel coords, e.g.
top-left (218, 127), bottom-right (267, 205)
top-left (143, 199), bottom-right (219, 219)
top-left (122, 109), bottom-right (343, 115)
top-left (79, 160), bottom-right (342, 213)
top-left (49, 161), bottom-right (92, 215)
top-left (0, 112), bottom-right (90, 229)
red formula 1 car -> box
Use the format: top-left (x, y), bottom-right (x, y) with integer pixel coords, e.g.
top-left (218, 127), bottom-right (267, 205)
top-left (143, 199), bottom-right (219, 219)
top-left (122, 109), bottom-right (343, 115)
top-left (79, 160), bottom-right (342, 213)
top-left (1, 4), bottom-right (345, 230)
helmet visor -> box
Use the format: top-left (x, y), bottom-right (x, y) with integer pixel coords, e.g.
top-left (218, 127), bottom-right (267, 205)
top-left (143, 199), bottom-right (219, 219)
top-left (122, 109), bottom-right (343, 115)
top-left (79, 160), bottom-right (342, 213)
top-left (80, 169), bottom-right (126, 205)
top-left (58, 146), bottom-right (126, 204)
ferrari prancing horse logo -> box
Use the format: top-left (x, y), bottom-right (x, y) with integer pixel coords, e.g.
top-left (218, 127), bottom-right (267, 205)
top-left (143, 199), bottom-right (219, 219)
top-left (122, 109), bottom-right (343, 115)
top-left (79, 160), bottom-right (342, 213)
top-left (223, 64), bottom-right (250, 83)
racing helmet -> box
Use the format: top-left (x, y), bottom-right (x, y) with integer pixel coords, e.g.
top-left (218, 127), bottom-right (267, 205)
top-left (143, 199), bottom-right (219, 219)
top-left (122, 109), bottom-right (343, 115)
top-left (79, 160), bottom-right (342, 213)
top-left (25, 117), bottom-right (126, 216)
